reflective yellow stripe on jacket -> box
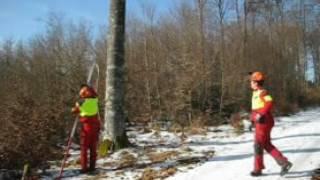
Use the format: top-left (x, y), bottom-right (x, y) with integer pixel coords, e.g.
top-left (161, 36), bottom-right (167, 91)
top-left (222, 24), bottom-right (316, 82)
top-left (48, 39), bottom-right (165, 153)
top-left (252, 90), bottom-right (273, 110)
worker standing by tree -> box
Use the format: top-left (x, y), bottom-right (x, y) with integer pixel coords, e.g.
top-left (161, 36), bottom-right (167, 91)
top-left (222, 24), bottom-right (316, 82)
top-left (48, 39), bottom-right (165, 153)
top-left (249, 72), bottom-right (292, 176)
top-left (72, 84), bottom-right (100, 173)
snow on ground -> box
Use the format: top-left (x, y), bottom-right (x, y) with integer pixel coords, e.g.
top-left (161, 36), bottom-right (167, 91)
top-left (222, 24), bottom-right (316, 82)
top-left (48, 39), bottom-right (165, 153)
top-left (169, 108), bottom-right (320, 180)
top-left (43, 108), bottom-right (320, 179)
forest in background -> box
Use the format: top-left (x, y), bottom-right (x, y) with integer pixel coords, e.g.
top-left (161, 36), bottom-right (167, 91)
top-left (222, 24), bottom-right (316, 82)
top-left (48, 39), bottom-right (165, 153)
top-left (1, 0), bottom-right (320, 169)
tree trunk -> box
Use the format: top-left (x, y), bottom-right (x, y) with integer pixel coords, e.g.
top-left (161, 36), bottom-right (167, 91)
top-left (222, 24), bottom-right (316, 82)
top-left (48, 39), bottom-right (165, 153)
top-left (218, 0), bottom-right (226, 114)
top-left (103, 0), bottom-right (129, 150)
top-left (197, 0), bottom-right (207, 110)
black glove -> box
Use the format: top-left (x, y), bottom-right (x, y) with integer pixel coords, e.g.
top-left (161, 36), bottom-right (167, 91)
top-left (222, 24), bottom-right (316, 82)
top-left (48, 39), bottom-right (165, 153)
top-left (249, 122), bottom-right (253, 132)
top-left (255, 113), bottom-right (265, 123)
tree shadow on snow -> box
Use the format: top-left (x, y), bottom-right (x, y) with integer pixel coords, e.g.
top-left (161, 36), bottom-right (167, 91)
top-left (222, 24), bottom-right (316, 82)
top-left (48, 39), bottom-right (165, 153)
top-left (272, 133), bottom-right (320, 141)
top-left (283, 147), bottom-right (320, 154)
top-left (188, 133), bottom-right (320, 147)
top-left (263, 170), bottom-right (313, 179)
top-left (188, 139), bottom-right (252, 146)
top-left (210, 147), bottom-right (320, 162)
top-left (131, 143), bottom-right (181, 150)
top-left (210, 153), bottom-right (252, 161)
top-left (41, 169), bottom-right (92, 179)
top-left (282, 170), bottom-right (314, 179)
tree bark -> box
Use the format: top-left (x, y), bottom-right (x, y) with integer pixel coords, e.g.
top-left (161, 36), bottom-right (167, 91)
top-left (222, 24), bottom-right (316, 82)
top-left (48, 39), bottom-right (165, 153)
top-left (103, 0), bottom-right (129, 149)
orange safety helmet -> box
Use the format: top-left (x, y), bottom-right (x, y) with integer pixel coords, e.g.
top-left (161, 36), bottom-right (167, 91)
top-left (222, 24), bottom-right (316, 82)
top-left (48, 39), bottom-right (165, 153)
top-left (250, 71), bottom-right (265, 81)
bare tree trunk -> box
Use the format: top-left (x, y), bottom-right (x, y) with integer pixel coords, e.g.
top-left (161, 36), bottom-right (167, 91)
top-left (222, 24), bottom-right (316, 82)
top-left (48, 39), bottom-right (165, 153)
top-left (312, 48), bottom-right (320, 84)
top-left (103, 0), bottom-right (129, 149)
top-left (143, 37), bottom-right (152, 117)
top-left (197, 0), bottom-right (208, 110)
top-left (141, 2), bottom-right (156, 122)
top-left (218, 0), bottom-right (226, 114)
top-left (235, 0), bottom-right (241, 28)
top-left (300, 0), bottom-right (308, 89)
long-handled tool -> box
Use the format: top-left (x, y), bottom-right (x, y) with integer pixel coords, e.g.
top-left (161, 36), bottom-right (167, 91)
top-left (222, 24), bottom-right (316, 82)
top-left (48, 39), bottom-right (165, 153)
top-left (57, 118), bottom-right (78, 179)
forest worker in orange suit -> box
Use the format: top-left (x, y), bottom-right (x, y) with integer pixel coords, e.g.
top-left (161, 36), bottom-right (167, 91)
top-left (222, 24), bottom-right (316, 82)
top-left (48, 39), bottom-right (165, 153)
top-left (249, 72), bottom-right (292, 176)
top-left (72, 84), bottom-right (100, 173)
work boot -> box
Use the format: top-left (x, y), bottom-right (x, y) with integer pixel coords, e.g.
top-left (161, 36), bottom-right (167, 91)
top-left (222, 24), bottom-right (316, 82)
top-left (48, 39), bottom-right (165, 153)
top-left (88, 167), bottom-right (96, 173)
top-left (280, 161), bottom-right (293, 176)
top-left (250, 170), bottom-right (262, 177)
top-left (89, 162), bottom-right (96, 172)
top-left (79, 169), bottom-right (88, 174)
top-left (87, 168), bottom-right (98, 175)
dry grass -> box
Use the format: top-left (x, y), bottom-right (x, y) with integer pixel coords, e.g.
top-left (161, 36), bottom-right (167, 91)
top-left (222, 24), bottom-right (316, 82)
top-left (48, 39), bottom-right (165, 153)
top-left (188, 126), bottom-right (207, 135)
top-left (65, 157), bottom-right (81, 167)
top-left (147, 151), bottom-right (178, 163)
top-left (312, 168), bottom-right (320, 180)
top-left (140, 168), bottom-right (158, 180)
top-left (159, 167), bottom-right (177, 178)
top-left (229, 112), bottom-right (250, 135)
top-left (117, 151), bottom-right (137, 168)
top-left (140, 167), bottom-right (177, 180)
top-left (312, 176), bottom-right (320, 180)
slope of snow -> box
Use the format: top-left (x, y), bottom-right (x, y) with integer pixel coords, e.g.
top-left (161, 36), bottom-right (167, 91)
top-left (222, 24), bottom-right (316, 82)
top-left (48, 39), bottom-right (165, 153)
top-left (43, 108), bottom-right (320, 179)
top-left (169, 108), bottom-right (320, 180)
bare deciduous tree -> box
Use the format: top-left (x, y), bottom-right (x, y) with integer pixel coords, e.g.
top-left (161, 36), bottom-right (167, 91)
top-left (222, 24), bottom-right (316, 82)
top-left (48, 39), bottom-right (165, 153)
top-left (103, 0), bottom-right (129, 149)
